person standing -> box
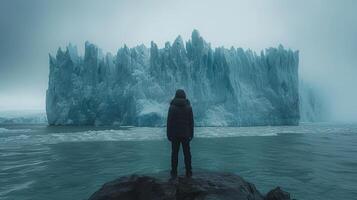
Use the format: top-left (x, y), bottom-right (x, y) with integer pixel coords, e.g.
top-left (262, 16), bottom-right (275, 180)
top-left (167, 89), bottom-right (194, 178)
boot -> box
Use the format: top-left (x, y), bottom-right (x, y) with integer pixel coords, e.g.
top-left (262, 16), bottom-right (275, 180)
top-left (170, 170), bottom-right (177, 179)
top-left (186, 170), bottom-right (192, 178)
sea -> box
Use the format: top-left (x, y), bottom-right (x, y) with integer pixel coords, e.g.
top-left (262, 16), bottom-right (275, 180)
top-left (1, 123), bottom-right (356, 200)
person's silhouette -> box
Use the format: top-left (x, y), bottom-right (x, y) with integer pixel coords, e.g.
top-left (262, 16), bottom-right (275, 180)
top-left (167, 89), bottom-right (194, 178)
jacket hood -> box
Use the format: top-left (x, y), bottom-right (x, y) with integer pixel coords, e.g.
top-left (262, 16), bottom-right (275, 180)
top-left (170, 98), bottom-right (190, 107)
top-left (175, 89), bottom-right (186, 99)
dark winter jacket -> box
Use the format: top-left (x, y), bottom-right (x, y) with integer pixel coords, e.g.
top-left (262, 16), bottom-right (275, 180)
top-left (166, 90), bottom-right (194, 141)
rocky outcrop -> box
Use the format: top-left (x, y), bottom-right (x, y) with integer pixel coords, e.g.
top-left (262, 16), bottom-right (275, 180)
top-left (88, 171), bottom-right (292, 200)
top-left (265, 187), bottom-right (292, 200)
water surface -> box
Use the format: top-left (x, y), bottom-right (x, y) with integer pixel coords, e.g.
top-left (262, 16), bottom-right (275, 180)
top-left (1, 123), bottom-right (357, 200)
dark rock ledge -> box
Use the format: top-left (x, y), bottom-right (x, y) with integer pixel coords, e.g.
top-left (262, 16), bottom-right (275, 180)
top-left (88, 171), bottom-right (292, 200)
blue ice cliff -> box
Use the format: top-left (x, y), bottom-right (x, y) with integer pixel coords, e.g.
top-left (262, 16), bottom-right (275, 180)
top-left (46, 30), bottom-right (303, 126)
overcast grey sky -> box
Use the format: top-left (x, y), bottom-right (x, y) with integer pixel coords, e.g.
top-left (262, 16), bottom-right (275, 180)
top-left (0, 0), bottom-right (356, 121)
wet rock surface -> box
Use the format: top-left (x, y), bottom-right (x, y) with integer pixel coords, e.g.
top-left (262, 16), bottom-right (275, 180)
top-left (88, 171), bottom-right (292, 200)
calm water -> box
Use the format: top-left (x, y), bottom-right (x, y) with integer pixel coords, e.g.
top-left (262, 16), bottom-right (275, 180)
top-left (1, 123), bottom-right (357, 200)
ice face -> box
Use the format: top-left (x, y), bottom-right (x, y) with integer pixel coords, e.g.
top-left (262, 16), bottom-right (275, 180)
top-left (46, 30), bottom-right (301, 126)
top-left (299, 80), bottom-right (328, 122)
top-left (0, 110), bottom-right (47, 125)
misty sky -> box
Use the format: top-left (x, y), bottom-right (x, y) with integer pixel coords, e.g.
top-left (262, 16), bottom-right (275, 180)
top-left (0, 0), bottom-right (357, 121)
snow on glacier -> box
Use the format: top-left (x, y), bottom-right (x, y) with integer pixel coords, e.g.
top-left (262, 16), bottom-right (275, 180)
top-left (46, 30), bottom-right (301, 126)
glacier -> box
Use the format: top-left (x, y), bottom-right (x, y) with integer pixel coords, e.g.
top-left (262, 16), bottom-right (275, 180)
top-left (0, 110), bottom-right (47, 125)
top-left (46, 30), bottom-right (301, 126)
top-left (299, 80), bottom-right (328, 122)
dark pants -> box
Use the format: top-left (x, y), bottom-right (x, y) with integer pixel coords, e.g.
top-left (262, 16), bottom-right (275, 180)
top-left (171, 137), bottom-right (192, 173)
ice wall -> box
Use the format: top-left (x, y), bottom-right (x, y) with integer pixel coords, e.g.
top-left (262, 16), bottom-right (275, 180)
top-left (299, 80), bottom-right (328, 122)
top-left (46, 30), bottom-right (300, 126)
